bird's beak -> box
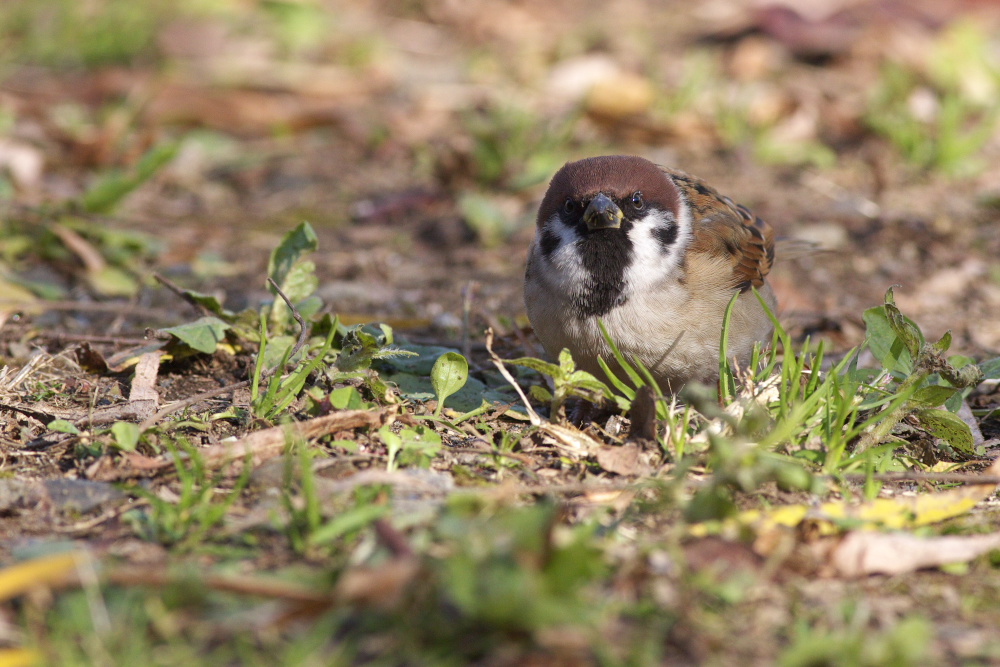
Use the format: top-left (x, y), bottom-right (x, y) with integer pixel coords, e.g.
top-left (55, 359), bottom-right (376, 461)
top-left (583, 193), bottom-right (623, 230)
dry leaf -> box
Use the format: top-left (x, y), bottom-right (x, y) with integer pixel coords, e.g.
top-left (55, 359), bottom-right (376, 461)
top-left (0, 552), bottom-right (86, 601)
top-left (335, 558), bottom-right (421, 610)
top-left (743, 455), bottom-right (1000, 534)
top-left (595, 443), bottom-right (648, 476)
top-left (831, 531), bottom-right (1000, 577)
top-left (127, 351), bottom-right (160, 421)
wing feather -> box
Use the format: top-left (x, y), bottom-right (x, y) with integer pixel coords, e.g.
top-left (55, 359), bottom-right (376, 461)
top-left (662, 168), bottom-right (775, 292)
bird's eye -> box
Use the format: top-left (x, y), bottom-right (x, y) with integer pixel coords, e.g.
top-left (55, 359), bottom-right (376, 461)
top-left (631, 191), bottom-right (645, 210)
top-left (563, 198), bottom-right (576, 214)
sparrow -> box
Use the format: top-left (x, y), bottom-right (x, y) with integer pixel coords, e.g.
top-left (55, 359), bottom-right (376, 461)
top-left (524, 155), bottom-right (776, 392)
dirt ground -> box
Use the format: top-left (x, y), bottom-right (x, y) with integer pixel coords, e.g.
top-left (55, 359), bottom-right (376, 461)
top-left (3, 0), bottom-right (1000, 664)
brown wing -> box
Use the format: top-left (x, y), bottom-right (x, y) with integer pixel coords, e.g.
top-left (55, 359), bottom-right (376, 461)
top-left (663, 168), bottom-right (775, 292)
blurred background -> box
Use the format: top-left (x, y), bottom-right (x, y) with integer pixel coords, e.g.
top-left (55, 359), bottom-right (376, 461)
top-left (2, 0), bottom-right (1000, 355)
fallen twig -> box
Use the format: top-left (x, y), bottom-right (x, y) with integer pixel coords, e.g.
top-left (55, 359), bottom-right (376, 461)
top-left (153, 273), bottom-right (217, 318)
top-left (108, 408), bottom-right (393, 479)
top-left (844, 471), bottom-right (1000, 485)
top-left (264, 276), bottom-right (309, 379)
top-left (137, 380), bottom-right (250, 431)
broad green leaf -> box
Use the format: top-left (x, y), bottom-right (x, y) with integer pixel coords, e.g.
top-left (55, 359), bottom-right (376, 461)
top-left (278, 260), bottom-right (318, 305)
top-left (267, 222), bottom-right (318, 291)
top-left (162, 316), bottom-right (231, 354)
top-left (431, 352), bottom-right (469, 416)
top-left (376, 345), bottom-right (461, 375)
top-left (979, 357), bottom-right (1000, 380)
top-left (507, 356), bottom-right (562, 378)
top-left (0, 271), bottom-right (66, 300)
top-left (910, 385), bottom-right (958, 407)
top-left (328, 386), bottom-right (364, 410)
top-left (81, 143), bottom-right (179, 214)
top-left (565, 370), bottom-right (613, 394)
top-left (457, 191), bottom-right (518, 246)
top-left (882, 287), bottom-right (923, 359)
top-left (914, 408), bottom-right (976, 456)
top-left (0, 275), bottom-right (38, 302)
top-left (87, 266), bottom-right (138, 297)
top-left (293, 294), bottom-right (323, 320)
top-left (110, 422), bottom-right (140, 452)
top-left (310, 503), bottom-right (389, 546)
top-left (529, 385), bottom-right (553, 403)
top-left (948, 354), bottom-right (976, 371)
top-left (259, 334), bottom-right (297, 368)
top-left (382, 424), bottom-right (443, 470)
top-left (269, 254), bottom-right (319, 328)
top-left (48, 420), bottom-right (79, 435)
top-left (337, 323), bottom-right (416, 372)
top-left (944, 391), bottom-right (964, 414)
top-left (394, 425), bottom-right (443, 468)
top-left (558, 348), bottom-right (577, 372)
top-left (386, 372), bottom-right (511, 413)
top-left (862, 305), bottom-right (913, 375)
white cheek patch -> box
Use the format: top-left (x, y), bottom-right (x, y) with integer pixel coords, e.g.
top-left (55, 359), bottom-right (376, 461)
top-left (624, 206), bottom-right (691, 296)
top-left (539, 214), bottom-right (589, 295)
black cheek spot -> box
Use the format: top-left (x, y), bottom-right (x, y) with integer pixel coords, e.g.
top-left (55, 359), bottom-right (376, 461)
top-left (653, 224), bottom-right (678, 252)
top-left (539, 227), bottom-right (560, 258)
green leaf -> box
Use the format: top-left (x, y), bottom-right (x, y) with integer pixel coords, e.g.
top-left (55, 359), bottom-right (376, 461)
top-left (597, 357), bottom-right (636, 400)
top-left (310, 503), bottom-right (389, 546)
top-left (179, 290), bottom-right (234, 318)
top-left (862, 305), bottom-right (912, 375)
top-left (162, 316), bottom-right (231, 354)
top-left (87, 265), bottom-right (138, 297)
top-left (267, 223), bottom-right (319, 329)
top-left (597, 320), bottom-right (644, 389)
top-left (395, 425), bottom-right (443, 468)
top-left (565, 370), bottom-right (613, 395)
top-left (558, 348), bottom-right (576, 373)
top-left (293, 294), bottom-right (323, 321)
top-left (932, 330), bottom-right (952, 353)
top-left (81, 143), bottom-right (179, 214)
top-left (382, 424), bottom-right (442, 470)
top-left (110, 422), bottom-right (140, 452)
top-left (507, 356), bottom-right (563, 378)
top-left (529, 385), bottom-right (553, 403)
top-left (947, 354), bottom-right (976, 371)
top-left (387, 371), bottom-right (512, 413)
top-left (910, 385), bottom-right (958, 407)
top-left (374, 345), bottom-right (458, 375)
top-left (380, 425), bottom-right (403, 471)
top-left (457, 191), bottom-right (519, 246)
top-left (718, 290), bottom-right (741, 402)
top-left (978, 357), bottom-right (1000, 380)
top-left (278, 260), bottom-right (318, 305)
top-left (267, 222), bottom-right (318, 291)
top-left (913, 408), bottom-right (976, 456)
top-left (49, 419), bottom-right (79, 435)
top-left (328, 386), bottom-right (364, 410)
top-left (431, 352), bottom-right (469, 416)
top-left (259, 334), bottom-right (298, 369)
top-left (882, 287), bottom-right (923, 359)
